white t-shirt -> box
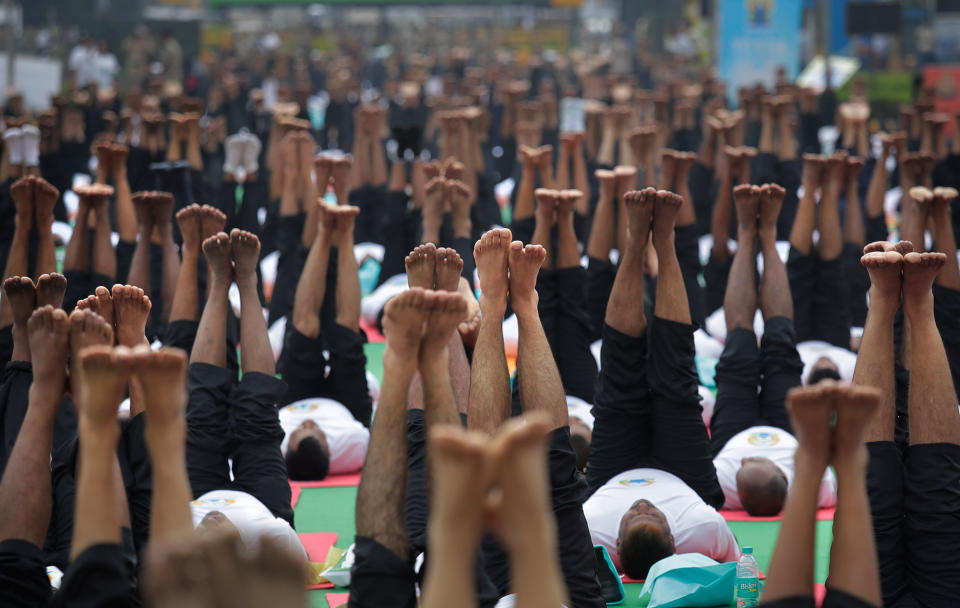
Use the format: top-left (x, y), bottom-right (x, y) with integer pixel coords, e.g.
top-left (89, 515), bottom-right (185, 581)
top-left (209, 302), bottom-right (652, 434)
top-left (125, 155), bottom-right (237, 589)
top-left (583, 468), bottom-right (739, 570)
top-left (279, 398), bottom-right (369, 475)
top-left (713, 426), bottom-right (837, 510)
top-left (190, 490), bottom-right (306, 559)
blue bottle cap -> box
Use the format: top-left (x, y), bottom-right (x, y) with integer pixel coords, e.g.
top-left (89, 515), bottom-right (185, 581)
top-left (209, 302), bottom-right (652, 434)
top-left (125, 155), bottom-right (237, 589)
top-left (742, 547), bottom-right (753, 554)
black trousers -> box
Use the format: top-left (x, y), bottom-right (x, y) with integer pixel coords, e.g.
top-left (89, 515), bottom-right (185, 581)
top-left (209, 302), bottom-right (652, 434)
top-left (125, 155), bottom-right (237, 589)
top-left (868, 441), bottom-right (960, 608)
top-left (268, 214), bottom-right (307, 327)
top-left (277, 322), bottom-right (372, 426)
top-left (787, 247), bottom-right (850, 348)
top-left (704, 253), bottom-right (732, 319)
top-left (761, 589), bottom-right (878, 608)
top-left (709, 317), bottom-right (803, 455)
top-left (376, 190), bottom-right (421, 287)
top-left (185, 363), bottom-right (293, 525)
top-left (587, 320), bottom-right (723, 509)
top-left (676, 224), bottom-right (706, 326)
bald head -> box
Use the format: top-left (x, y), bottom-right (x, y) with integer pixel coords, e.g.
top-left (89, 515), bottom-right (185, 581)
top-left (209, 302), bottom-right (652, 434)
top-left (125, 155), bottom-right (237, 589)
top-left (736, 458), bottom-right (788, 516)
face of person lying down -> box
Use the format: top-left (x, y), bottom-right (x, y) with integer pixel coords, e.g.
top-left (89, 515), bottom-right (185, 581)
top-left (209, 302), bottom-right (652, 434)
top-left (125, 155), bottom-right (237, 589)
top-left (617, 499), bottom-right (670, 544)
top-left (197, 510), bottom-right (242, 544)
top-left (289, 419), bottom-right (330, 457)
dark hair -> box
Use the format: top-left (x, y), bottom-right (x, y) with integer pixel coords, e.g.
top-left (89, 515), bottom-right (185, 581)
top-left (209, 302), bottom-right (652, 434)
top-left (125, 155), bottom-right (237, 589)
top-left (285, 436), bottom-right (330, 481)
top-left (570, 433), bottom-right (589, 472)
top-left (738, 471), bottom-right (788, 516)
top-left (807, 367), bottom-right (842, 385)
top-left (620, 524), bottom-right (675, 580)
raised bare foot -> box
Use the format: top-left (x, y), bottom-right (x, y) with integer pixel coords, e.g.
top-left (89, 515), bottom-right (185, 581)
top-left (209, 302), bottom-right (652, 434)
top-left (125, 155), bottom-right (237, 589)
top-left (801, 154), bottom-right (825, 191)
top-left (203, 233), bottom-right (234, 281)
top-left (11, 176), bottom-right (34, 230)
top-left (507, 241), bottom-right (546, 317)
top-left (534, 188), bottom-right (558, 227)
top-left (420, 290), bottom-right (468, 355)
top-left (199, 205), bottom-right (227, 240)
top-left (557, 189), bottom-right (580, 219)
top-left (406, 243), bottom-right (437, 289)
top-left (229, 229), bottom-right (260, 283)
top-left (845, 156), bottom-right (865, 185)
top-left (660, 150), bottom-right (677, 187)
top-left (614, 165), bottom-right (637, 197)
top-left (131, 345), bottom-right (188, 430)
top-left (933, 187), bottom-right (958, 217)
top-left (148, 192), bottom-right (175, 233)
top-left (623, 187), bottom-right (655, 243)
top-left (69, 309), bottom-right (114, 354)
top-left (27, 305), bottom-right (69, 402)
top-left (3, 276), bottom-right (36, 327)
top-left (176, 204), bottom-right (204, 254)
top-left (242, 536), bottom-right (310, 608)
top-left (786, 383), bottom-right (835, 472)
top-left (651, 189), bottom-right (683, 245)
top-left (132, 191), bottom-right (156, 233)
top-left (427, 425), bottom-right (490, 546)
top-left (902, 251), bottom-right (946, 313)
top-left (595, 169), bottom-right (616, 199)
top-left (77, 345), bottom-right (133, 426)
top-left (830, 383), bottom-right (881, 469)
top-left (759, 183), bottom-right (785, 236)
top-left (111, 284), bottom-right (152, 347)
top-left (909, 186), bottom-right (934, 205)
top-left (35, 273), bottom-right (66, 309)
top-left (382, 287), bottom-right (429, 364)
top-left (473, 228), bottom-right (512, 311)
top-left (435, 248), bottom-right (464, 293)
top-left (733, 184), bottom-right (761, 232)
top-left (34, 178), bottom-right (60, 228)
top-left (329, 205), bottom-right (359, 248)
top-left (861, 249), bottom-right (904, 307)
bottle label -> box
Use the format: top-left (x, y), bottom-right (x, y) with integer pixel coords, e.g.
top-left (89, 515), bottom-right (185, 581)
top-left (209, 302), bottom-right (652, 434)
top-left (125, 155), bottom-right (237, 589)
top-left (737, 579), bottom-right (759, 598)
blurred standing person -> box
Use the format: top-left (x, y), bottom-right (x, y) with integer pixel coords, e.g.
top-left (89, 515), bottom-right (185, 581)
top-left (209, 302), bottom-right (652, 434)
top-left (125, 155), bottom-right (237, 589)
top-left (160, 30), bottom-right (184, 85)
top-left (68, 37), bottom-right (98, 89)
top-left (94, 41), bottom-right (119, 91)
top-left (123, 26), bottom-right (155, 91)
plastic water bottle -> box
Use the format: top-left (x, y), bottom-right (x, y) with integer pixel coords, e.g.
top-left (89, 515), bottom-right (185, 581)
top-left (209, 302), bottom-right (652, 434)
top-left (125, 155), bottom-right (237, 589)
top-left (735, 547), bottom-right (760, 607)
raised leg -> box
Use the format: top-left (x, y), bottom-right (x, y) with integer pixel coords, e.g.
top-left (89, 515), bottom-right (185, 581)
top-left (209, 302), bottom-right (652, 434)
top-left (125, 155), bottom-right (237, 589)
top-left (232, 229), bottom-right (273, 376)
top-left (192, 233), bottom-right (232, 367)
top-left (606, 189), bottom-right (653, 336)
top-left (34, 178), bottom-right (59, 276)
top-left (725, 185), bottom-right (759, 333)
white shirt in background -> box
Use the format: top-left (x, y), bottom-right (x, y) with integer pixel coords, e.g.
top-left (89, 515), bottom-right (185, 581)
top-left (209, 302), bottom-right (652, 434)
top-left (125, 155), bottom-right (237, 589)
top-left (279, 398), bottom-right (369, 475)
top-left (584, 468), bottom-right (740, 570)
top-left (190, 489), bottom-right (306, 559)
top-left (713, 426), bottom-right (837, 510)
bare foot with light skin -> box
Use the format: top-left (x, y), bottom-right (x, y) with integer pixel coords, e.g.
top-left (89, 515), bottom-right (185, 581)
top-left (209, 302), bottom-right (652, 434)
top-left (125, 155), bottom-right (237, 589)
top-left (902, 251), bottom-right (946, 313)
top-left (199, 205), bottom-right (227, 240)
top-left (131, 345), bottom-right (188, 433)
top-left (34, 273), bottom-right (66, 309)
top-left (535, 188), bottom-right (558, 226)
top-left (230, 229), bottom-right (260, 286)
top-left (830, 382), bottom-right (882, 469)
top-left (328, 205), bottom-right (359, 248)
top-left (474, 228), bottom-right (512, 313)
top-left (614, 166), bottom-right (637, 198)
top-left (595, 170), bottom-right (615, 199)
top-left (733, 184), bottom-right (761, 232)
top-left (75, 286), bottom-right (116, 330)
top-left (406, 243), bottom-right (438, 289)
top-left (786, 382), bottom-right (838, 473)
top-left (759, 184), bottom-right (785, 238)
top-left (76, 345), bottom-right (133, 429)
top-left (623, 187), bottom-right (656, 243)
top-left (420, 290), bottom-right (468, 358)
top-left (652, 190), bottom-right (683, 246)
top-left (111, 284), bottom-right (152, 348)
top-left (426, 426), bottom-right (491, 551)
top-left (34, 178), bottom-right (60, 229)
top-left (68, 309), bottom-right (114, 387)
top-left (507, 242), bottom-right (546, 318)
top-left (435, 248), bottom-right (464, 293)
top-left (175, 205), bottom-right (203, 254)
top-left (148, 192), bottom-right (175, 235)
top-left (382, 288), bottom-right (430, 370)
top-left (27, 306), bottom-right (70, 406)
top-left (557, 189), bottom-right (580, 221)
top-left (203, 233), bottom-right (234, 283)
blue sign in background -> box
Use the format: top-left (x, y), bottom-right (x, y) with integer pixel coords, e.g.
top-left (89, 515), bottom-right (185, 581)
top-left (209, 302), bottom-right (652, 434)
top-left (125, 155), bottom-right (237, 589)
top-left (717, 0), bottom-right (803, 106)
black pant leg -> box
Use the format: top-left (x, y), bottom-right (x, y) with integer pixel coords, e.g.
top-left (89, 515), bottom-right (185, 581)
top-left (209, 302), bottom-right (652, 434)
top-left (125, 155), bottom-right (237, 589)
top-left (451, 236), bottom-right (476, 281)
top-left (120, 413), bottom-right (151, 557)
top-left (0, 325), bottom-right (10, 368)
top-left (703, 253), bottom-right (731, 319)
top-left (0, 361), bottom-right (31, 474)
top-left (228, 372), bottom-right (292, 525)
top-left (777, 159), bottom-right (802, 242)
top-left (709, 328), bottom-right (762, 456)
top-left (49, 543), bottom-right (138, 608)
top-left (758, 316), bottom-right (803, 432)
top-left (537, 269), bottom-right (559, 358)
top-left (324, 323), bottom-right (373, 426)
top-left (267, 214), bottom-right (306, 327)
top-left (933, 284), bottom-right (960, 404)
top-left (555, 267), bottom-right (598, 404)
top-left (585, 256), bottom-right (616, 341)
top-left (185, 363), bottom-right (233, 498)
top-left (277, 324), bottom-right (329, 407)
top-left (813, 256), bottom-right (851, 348)
top-left (162, 319), bottom-right (198, 353)
top-left (903, 443), bottom-right (960, 608)
top-left (675, 223), bottom-right (706, 326)
top-left (787, 247), bottom-right (817, 342)
top-left (347, 536), bottom-right (417, 608)
top-left (115, 239), bottom-right (136, 285)
top-left (511, 217), bottom-right (535, 247)
top-left (377, 190), bottom-right (417, 285)
top-left (689, 161), bottom-right (715, 237)
top-left (865, 214), bottom-right (887, 246)
top-left (843, 242), bottom-right (870, 328)
top-left (866, 441), bottom-right (909, 606)
top-left (0, 539), bottom-right (51, 608)
top-left (586, 324), bottom-right (651, 495)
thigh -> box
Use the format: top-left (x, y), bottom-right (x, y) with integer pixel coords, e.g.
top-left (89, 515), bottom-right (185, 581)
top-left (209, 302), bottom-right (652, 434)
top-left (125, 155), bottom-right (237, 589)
top-left (277, 324), bottom-right (328, 407)
top-left (866, 441), bottom-right (909, 607)
top-left (0, 539), bottom-right (51, 608)
top-left (648, 318), bottom-right (723, 508)
top-left (903, 443), bottom-right (960, 608)
top-left (586, 324), bottom-right (651, 495)
top-left (228, 372), bottom-right (292, 525)
top-left (185, 363), bottom-right (233, 497)
top-left (758, 317), bottom-right (803, 432)
top-left (711, 329), bottom-right (762, 456)
top-left (347, 536), bottom-right (417, 608)
top-left (324, 324), bottom-right (373, 426)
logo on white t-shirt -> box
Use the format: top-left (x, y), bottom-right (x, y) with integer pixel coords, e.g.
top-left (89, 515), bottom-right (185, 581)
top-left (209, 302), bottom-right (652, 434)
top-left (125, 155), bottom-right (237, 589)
top-left (748, 431), bottom-right (780, 446)
top-left (619, 478), bottom-right (656, 487)
top-left (289, 401), bottom-right (321, 413)
top-left (191, 497), bottom-right (237, 507)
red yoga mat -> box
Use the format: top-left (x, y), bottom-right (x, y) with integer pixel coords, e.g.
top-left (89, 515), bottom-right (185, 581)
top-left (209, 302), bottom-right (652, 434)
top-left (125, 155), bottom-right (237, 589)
top-left (290, 473), bottom-right (363, 508)
top-left (721, 507), bottom-right (835, 522)
top-left (300, 532), bottom-right (338, 590)
top-left (326, 593), bottom-right (350, 608)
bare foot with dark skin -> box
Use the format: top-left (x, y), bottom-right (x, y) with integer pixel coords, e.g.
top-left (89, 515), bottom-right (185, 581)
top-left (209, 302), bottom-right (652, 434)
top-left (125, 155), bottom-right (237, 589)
top-left (652, 189), bottom-right (683, 245)
top-left (27, 306), bottom-right (69, 405)
top-left (435, 248), bottom-right (464, 293)
top-left (595, 170), bottom-right (616, 199)
top-left (733, 184), bottom-right (761, 231)
top-left (111, 284), bottom-right (152, 348)
top-left (802, 154), bottom-right (825, 193)
top-left (535, 188), bottom-right (558, 227)
top-left (557, 189), bottom-right (580, 221)
top-left (830, 382), bottom-right (881, 469)
top-left (614, 166), bottom-right (638, 197)
top-left (175, 205), bottom-right (203, 254)
top-left (147, 192), bottom-right (175, 233)
top-left (933, 187), bottom-right (958, 217)
top-left (11, 176), bottom-right (34, 231)
top-left (902, 251), bottom-right (946, 312)
top-left (4, 276), bottom-right (36, 360)
top-left (34, 178), bottom-right (60, 229)
top-left (76, 345), bottom-right (132, 428)
top-left (75, 286), bottom-right (116, 330)
top-left (35, 273), bottom-right (66, 309)
top-left (406, 243), bottom-right (437, 289)
top-left (474, 228), bottom-right (512, 312)
top-left (861, 247), bottom-right (904, 306)
top-left (203, 233), bottom-right (234, 281)
top-left (786, 382), bottom-right (835, 473)
top-left (229, 229), bottom-right (260, 283)
top-left (623, 187), bottom-right (656, 242)
top-left (199, 205), bottom-right (227, 240)
top-left (132, 192), bottom-right (156, 236)
top-left (759, 183), bottom-right (786, 238)
top-left (422, 177), bottom-right (446, 243)
top-left (131, 345), bottom-right (188, 431)
top-left (69, 309), bottom-right (114, 387)
top-left (507, 242), bottom-right (546, 318)
top-left (382, 288), bottom-right (430, 366)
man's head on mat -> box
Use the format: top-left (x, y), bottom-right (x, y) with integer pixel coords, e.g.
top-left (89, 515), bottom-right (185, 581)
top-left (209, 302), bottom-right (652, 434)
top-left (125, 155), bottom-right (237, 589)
top-left (617, 499), bottom-right (675, 579)
top-left (285, 420), bottom-right (331, 481)
top-left (569, 417), bottom-right (592, 471)
top-left (736, 457), bottom-right (788, 516)
top-left (197, 511), bottom-right (242, 542)
top-left (806, 357), bottom-right (842, 386)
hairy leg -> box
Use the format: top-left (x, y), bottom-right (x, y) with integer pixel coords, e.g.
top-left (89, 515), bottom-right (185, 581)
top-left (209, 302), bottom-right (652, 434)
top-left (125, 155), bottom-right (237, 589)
top-left (725, 185), bottom-right (759, 332)
top-left (759, 184), bottom-right (793, 320)
top-left (192, 233), bottom-right (232, 367)
top-left (231, 229), bottom-right (273, 376)
top-left (605, 189), bottom-right (653, 336)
